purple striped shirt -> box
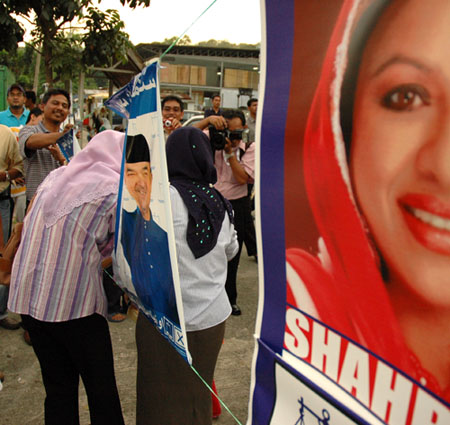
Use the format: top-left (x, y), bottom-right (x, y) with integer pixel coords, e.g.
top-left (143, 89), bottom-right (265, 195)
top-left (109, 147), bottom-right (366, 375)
top-left (8, 189), bottom-right (116, 322)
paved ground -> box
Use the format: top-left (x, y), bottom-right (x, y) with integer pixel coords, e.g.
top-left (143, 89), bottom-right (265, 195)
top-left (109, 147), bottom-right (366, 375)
top-left (0, 254), bottom-right (259, 425)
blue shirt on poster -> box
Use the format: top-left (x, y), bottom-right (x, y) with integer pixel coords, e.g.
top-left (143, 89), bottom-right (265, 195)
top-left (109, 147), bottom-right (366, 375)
top-left (0, 107), bottom-right (29, 127)
top-left (121, 208), bottom-right (179, 326)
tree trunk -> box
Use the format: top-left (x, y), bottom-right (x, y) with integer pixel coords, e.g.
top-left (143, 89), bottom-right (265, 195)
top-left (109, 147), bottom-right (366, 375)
top-left (42, 36), bottom-right (53, 85)
top-left (78, 71), bottom-right (85, 122)
top-left (33, 51), bottom-right (41, 93)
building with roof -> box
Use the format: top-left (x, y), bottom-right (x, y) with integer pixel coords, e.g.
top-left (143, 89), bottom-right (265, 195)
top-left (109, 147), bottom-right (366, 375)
top-left (137, 43), bottom-right (260, 110)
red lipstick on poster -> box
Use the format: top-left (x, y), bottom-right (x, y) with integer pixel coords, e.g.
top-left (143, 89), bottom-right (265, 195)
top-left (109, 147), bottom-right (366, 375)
top-left (399, 193), bottom-right (450, 255)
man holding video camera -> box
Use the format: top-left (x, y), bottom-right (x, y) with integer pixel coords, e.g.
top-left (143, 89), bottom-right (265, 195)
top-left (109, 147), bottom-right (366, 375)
top-left (207, 109), bottom-right (255, 316)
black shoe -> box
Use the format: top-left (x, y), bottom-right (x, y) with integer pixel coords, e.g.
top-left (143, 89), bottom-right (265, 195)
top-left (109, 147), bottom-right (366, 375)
top-left (0, 317), bottom-right (21, 330)
top-left (231, 304), bottom-right (241, 316)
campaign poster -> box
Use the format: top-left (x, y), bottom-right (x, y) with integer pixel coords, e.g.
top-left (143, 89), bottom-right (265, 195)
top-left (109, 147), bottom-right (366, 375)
top-left (56, 129), bottom-right (81, 162)
top-left (249, 0), bottom-right (450, 424)
top-left (106, 59), bottom-right (190, 363)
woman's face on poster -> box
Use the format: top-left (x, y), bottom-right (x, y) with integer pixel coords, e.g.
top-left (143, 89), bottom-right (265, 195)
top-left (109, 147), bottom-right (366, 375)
top-left (350, 0), bottom-right (450, 307)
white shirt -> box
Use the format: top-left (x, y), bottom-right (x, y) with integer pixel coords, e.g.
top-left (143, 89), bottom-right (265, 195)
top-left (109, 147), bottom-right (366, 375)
top-left (170, 185), bottom-right (238, 331)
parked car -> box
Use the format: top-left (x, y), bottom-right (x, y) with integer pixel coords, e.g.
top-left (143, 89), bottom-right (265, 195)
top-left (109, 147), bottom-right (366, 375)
top-left (182, 110), bottom-right (203, 123)
top-left (182, 115), bottom-right (205, 127)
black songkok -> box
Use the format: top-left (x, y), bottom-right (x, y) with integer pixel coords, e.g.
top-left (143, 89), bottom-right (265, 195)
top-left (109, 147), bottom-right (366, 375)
top-left (125, 134), bottom-right (150, 163)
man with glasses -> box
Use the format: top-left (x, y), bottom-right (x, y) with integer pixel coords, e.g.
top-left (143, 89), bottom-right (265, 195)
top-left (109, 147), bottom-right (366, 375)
top-left (161, 95), bottom-right (184, 140)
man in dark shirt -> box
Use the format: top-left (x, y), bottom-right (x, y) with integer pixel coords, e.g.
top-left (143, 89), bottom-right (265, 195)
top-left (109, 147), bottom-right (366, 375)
top-left (204, 94), bottom-right (223, 118)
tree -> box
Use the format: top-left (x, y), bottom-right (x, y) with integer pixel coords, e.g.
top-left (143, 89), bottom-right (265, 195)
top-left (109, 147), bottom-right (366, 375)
top-left (0, 0), bottom-right (150, 84)
top-left (196, 39), bottom-right (260, 49)
top-left (161, 35), bottom-right (192, 46)
top-left (0, 3), bottom-right (24, 52)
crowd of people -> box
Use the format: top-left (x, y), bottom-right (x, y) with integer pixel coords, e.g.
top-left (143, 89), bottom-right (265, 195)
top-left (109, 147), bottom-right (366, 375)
top-left (0, 82), bottom-right (258, 424)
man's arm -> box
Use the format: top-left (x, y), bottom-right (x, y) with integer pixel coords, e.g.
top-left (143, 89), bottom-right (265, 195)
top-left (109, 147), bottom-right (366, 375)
top-left (1, 129), bottom-right (24, 182)
top-left (193, 115), bottom-right (227, 131)
top-left (227, 154), bottom-right (250, 184)
top-left (25, 123), bottom-right (73, 150)
top-left (224, 139), bottom-right (250, 185)
top-left (0, 168), bottom-right (22, 182)
top-left (47, 145), bottom-right (66, 166)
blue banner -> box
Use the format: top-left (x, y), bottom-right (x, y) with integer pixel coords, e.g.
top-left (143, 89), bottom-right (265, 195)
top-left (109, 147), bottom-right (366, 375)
top-left (105, 62), bottom-right (157, 120)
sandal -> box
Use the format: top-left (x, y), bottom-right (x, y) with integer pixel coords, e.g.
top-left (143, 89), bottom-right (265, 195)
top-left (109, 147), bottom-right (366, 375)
top-left (107, 313), bottom-right (127, 323)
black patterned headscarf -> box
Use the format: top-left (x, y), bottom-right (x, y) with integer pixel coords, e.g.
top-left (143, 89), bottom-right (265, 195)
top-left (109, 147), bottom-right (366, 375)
top-left (166, 127), bottom-right (234, 259)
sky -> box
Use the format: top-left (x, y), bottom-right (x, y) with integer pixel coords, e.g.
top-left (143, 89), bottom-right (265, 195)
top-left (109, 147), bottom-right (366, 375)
top-left (97, 0), bottom-right (261, 45)
top-left (18, 0), bottom-right (262, 46)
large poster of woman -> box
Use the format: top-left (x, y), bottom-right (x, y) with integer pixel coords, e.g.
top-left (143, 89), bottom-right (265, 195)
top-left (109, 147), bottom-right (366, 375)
top-left (250, 0), bottom-right (450, 423)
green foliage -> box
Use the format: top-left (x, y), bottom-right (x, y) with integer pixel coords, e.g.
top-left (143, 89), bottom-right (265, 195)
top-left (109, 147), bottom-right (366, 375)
top-left (118, 0), bottom-right (150, 7)
top-left (196, 39), bottom-right (260, 49)
top-left (161, 35), bottom-right (192, 46)
top-left (0, 0), bottom-right (149, 84)
top-left (138, 38), bottom-right (260, 55)
top-left (0, 4), bottom-right (24, 52)
top-left (82, 8), bottom-right (131, 67)
top-left (51, 33), bottom-right (84, 82)
top-left (0, 45), bottom-right (35, 87)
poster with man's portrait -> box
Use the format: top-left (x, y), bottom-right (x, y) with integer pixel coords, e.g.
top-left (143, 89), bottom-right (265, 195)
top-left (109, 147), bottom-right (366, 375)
top-left (106, 59), bottom-right (189, 363)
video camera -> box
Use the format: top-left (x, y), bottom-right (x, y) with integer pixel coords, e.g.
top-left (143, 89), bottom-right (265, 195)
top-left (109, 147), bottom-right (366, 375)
top-left (208, 126), bottom-right (245, 151)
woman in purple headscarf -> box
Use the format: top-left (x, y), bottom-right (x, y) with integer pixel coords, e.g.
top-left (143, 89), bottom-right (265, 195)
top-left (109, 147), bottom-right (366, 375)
top-left (8, 130), bottom-right (125, 424)
top-left (135, 127), bottom-right (238, 425)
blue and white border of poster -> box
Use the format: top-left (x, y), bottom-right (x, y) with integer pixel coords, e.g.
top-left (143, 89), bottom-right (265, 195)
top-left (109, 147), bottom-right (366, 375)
top-left (106, 58), bottom-right (190, 364)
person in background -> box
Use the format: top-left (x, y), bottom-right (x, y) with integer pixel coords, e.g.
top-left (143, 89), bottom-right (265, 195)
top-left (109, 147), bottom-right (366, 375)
top-left (204, 94), bottom-right (223, 118)
top-left (193, 109), bottom-right (256, 314)
top-left (25, 90), bottom-right (37, 111)
top-left (19, 88), bottom-right (72, 205)
top-left (91, 106), bottom-right (112, 134)
top-left (7, 107), bottom-right (42, 262)
top-left (0, 86), bottom-right (31, 342)
top-left (243, 98), bottom-right (258, 258)
top-left (214, 109), bottom-right (255, 316)
top-left (0, 124), bottom-right (23, 334)
top-left (18, 89), bottom-right (71, 346)
top-left (0, 84), bottom-right (29, 127)
top-left (161, 95), bottom-right (184, 140)
top-left (8, 130), bottom-right (126, 425)
top-left (136, 127), bottom-right (238, 425)
top-left (25, 107), bottom-right (43, 126)
top-left (246, 98), bottom-right (258, 145)
top-left (102, 263), bottom-right (127, 323)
